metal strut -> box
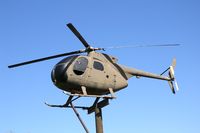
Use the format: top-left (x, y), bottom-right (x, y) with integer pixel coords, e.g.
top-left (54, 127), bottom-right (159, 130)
top-left (69, 102), bottom-right (90, 133)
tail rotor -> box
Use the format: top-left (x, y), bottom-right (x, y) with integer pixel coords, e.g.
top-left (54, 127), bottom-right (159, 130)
top-left (161, 58), bottom-right (179, 94)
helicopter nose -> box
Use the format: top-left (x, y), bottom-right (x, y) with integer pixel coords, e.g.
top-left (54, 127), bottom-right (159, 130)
top-left (51, 64), bottom-right (68, 83)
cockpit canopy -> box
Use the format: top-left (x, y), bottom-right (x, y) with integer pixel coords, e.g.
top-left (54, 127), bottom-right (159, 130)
top-left (73, 57), bottom-right (88, 75)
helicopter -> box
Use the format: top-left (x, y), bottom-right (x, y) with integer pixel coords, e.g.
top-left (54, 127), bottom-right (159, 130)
top-left (8, 23), bottom-right (179, 132)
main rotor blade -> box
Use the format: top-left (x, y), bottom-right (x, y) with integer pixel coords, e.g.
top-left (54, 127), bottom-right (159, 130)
top-left (67, 23), bottom-right (90, 48)
top-left (103, 44), bottom-right (181, 49)
top-left (8, 50), bottom-right (85, 68)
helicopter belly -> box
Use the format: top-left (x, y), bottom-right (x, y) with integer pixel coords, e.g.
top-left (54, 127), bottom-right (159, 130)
top-left (56, 71), bottom-right (113, 95)
top-left (67, 75), bottom-right (113, 95)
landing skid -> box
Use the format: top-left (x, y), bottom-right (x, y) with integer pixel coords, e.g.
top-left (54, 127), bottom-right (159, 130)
top-left (45, 88), bottom-right (115, 133)
top-left (45, 96), bottom-right (89, 110)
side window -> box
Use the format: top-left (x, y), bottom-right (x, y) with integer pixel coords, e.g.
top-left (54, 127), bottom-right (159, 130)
top-left (93, 61), bottom-right (104, 71)
top-left (73, 57), bottom-right (88, 75)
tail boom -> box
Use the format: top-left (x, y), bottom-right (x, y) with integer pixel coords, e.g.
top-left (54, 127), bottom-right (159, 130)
top-left (119, 58), bottom-right (179, 94)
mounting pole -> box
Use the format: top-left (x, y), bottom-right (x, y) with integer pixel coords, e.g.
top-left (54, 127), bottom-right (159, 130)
top-left (95, 105), bottom-right (103, 133)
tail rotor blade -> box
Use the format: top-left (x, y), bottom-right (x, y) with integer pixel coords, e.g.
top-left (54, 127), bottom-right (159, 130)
top-left (174, 79), bottom-right (179, 91)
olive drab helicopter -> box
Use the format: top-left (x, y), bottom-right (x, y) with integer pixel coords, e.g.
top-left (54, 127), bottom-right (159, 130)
top-left (8, 23), bottom-right (179, 133)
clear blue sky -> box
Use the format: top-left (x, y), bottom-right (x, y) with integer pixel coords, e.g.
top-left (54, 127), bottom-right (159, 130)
top-left (1, 0), bottom-right (200, 133)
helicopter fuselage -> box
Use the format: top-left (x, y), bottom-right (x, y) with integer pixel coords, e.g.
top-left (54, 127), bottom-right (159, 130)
top-left (51, 51), bottom-right (128, 95)
top-left (8, 23), bottom-right (179, 96)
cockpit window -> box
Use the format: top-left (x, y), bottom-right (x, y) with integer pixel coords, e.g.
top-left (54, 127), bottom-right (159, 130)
top-left (73, 57), bottom-right (88, 75)
top-left (93, 61), bottom-right (104, 71)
